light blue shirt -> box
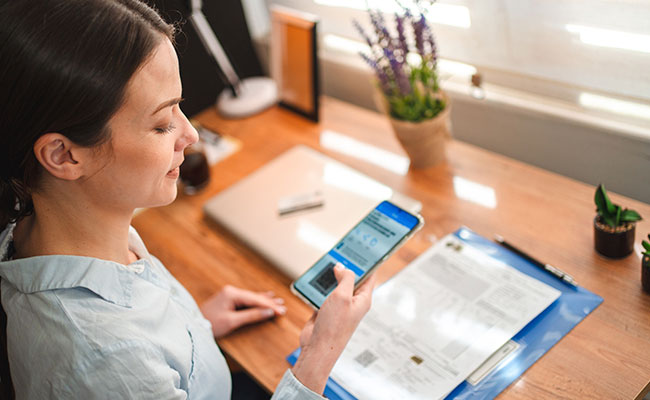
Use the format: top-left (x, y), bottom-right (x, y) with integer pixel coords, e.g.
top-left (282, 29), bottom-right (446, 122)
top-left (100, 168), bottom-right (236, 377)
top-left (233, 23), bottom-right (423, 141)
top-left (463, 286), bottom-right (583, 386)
top-left (0, 224), bottom-right (323, 400)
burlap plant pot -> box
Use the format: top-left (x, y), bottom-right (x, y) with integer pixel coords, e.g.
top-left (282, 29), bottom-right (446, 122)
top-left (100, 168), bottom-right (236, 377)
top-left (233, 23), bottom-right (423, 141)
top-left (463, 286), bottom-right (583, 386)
top-left (376, 90), bottom-right (452, 168)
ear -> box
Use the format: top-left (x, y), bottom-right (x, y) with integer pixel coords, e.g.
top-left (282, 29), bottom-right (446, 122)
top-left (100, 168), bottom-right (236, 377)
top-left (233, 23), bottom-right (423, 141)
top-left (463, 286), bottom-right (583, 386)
top-left (33, 133), bottom-right (87, 181)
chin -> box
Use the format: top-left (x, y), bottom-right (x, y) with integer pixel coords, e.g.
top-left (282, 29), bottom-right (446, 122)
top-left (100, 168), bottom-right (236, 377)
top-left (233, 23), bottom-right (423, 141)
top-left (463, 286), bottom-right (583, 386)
top-left (162, 185), bottom-right (179, 205)
top-left (147, 185), bottom-right (179, 208)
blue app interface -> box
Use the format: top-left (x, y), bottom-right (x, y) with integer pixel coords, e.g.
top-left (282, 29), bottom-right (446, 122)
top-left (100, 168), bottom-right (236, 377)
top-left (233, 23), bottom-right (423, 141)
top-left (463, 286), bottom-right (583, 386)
top-left (296, 202), bottom-right (419, 307)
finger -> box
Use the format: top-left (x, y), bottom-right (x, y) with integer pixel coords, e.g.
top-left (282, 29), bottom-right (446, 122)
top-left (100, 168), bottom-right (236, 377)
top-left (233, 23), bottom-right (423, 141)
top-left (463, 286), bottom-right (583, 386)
top-left (332, 263), bottom-right (355, 295)
top-left (230, 286), bottom-right (283, 311)
top-left (355, 272), bottom-right (377, 298)
top-left (260, 290), bottom-right (284, 304)
top-left (353, 273), bottom-right (376, 312)
top-left (228, 307), bottom-right (276, 330)
top-left (230, 287), bottom-right (286, 315)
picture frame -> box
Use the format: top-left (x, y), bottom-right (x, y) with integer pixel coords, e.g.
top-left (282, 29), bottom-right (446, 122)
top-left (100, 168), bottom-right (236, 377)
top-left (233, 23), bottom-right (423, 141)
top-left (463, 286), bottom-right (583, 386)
top-left (270, 6), bottom-right (320, 122)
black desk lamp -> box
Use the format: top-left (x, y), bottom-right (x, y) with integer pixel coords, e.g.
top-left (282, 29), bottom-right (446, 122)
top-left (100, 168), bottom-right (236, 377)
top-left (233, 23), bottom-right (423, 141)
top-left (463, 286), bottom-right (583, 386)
top-left (188, 0), bottom-right (277, 118)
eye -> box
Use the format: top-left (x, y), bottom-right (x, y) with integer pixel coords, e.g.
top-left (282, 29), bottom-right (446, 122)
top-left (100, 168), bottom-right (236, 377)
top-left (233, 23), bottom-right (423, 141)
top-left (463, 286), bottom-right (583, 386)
top-left (155, 123), bottom-right (176, 135)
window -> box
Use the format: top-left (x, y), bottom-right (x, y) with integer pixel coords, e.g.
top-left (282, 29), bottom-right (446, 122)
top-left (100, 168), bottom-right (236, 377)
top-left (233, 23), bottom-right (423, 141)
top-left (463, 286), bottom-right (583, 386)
top-left (255, 0), bottom-right (650, 131)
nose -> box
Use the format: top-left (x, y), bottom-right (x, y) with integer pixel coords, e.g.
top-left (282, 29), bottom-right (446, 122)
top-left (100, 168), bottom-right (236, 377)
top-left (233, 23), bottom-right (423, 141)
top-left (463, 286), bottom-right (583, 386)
top-left (175, 111), bottom-right (199, 152)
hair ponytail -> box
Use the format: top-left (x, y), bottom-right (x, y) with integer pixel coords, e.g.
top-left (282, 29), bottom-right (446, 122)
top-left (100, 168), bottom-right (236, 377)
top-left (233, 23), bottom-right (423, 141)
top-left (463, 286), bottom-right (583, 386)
top-left (0, 179), bottom-right (33, 229)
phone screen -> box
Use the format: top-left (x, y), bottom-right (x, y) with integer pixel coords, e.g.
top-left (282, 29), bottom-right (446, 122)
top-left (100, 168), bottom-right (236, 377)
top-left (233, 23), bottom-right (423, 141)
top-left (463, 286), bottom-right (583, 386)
top-left (293, 201), bottom-right (421, 308)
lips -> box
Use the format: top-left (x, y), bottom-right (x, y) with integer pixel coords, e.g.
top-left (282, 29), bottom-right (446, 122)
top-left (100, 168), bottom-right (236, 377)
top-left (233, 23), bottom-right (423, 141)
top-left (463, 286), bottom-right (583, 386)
top-left (166, 166), bottom-right (180, 178)
top-left (166, 159), bottom-right (183, 178)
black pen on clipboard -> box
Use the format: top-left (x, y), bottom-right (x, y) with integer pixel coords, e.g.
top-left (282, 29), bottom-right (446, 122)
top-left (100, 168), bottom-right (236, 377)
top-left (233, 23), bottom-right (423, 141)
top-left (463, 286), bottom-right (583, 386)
top-left (494, 235), bottom-right (578, 287)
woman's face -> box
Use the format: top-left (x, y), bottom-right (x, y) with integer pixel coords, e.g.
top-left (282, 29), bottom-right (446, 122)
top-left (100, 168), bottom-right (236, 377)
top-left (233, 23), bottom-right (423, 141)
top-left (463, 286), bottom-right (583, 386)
top-left (84, 38), bottom-right (198, 212)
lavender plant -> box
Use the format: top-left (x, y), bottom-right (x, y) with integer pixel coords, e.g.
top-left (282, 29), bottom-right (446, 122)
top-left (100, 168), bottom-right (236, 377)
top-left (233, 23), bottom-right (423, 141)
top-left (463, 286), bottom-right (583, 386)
top-left (355, 2), bottom-right (444, 122)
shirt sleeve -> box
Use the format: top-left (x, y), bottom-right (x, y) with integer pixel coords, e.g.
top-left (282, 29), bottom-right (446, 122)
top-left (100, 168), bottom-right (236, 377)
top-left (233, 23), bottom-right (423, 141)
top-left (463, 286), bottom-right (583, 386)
top-left (55, 340), bottom-right (188, 400)
top-left (271, 369), bottom-right (326, 400)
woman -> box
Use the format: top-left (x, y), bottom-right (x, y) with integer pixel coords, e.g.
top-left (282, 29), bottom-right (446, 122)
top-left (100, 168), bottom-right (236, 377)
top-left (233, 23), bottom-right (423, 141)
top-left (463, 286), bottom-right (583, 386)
top-left (0, 0), bottom-right (375, 398)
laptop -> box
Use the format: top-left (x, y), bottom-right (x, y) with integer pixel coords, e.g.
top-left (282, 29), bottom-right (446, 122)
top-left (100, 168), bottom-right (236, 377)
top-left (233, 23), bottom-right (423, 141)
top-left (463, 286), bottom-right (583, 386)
top-left (203, 145), bottom-right (422, 279)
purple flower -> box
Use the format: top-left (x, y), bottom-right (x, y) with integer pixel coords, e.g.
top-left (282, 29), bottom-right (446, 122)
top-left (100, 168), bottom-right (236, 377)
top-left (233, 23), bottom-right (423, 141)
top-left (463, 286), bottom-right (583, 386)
top-left (383, 26), bottom-right (396, 51)
top-left (353, 19), bottom-right (374, 50)
top-left (412, 13), bottom-right (427, 58)
top-left (369, 8), bottom-right (401, 56)
top-left (369, 10), bottom-right (384, 40)
top-left (395, 13), bottom-right (408, 58)
top-left (425, 25), bottom-right (438, 65)
top-left (384, 47), bottom-right (410, 95)
top-left (359, 52), bottom-right (392, 94)
top-left (375, 8), bottom-right (386, 30)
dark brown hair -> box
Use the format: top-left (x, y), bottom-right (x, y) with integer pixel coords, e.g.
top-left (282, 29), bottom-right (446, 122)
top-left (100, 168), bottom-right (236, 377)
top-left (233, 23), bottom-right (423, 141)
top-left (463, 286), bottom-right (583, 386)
top-left (0, 0), bottom-right (176, 228)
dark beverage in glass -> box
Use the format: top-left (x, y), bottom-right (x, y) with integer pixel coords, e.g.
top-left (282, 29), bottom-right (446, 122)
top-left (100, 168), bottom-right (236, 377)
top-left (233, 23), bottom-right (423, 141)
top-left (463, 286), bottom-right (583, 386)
top-left (180, 150), bottom-right (210, 194)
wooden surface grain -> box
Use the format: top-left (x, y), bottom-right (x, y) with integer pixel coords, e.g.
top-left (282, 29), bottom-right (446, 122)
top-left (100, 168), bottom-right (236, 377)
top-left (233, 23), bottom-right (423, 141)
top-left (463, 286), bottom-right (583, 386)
top-left (132, 97), bottom-right (650, 399)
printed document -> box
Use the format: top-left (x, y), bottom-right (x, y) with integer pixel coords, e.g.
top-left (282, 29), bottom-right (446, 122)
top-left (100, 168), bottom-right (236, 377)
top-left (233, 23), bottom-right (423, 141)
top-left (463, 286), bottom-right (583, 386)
top-left (330, 234), bottom-right (561, 400)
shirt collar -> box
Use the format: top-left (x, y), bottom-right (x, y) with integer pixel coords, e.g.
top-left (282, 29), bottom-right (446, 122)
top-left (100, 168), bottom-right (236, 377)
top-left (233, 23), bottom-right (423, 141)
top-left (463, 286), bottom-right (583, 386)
top-left (0, 224), bottom-right (153, 308)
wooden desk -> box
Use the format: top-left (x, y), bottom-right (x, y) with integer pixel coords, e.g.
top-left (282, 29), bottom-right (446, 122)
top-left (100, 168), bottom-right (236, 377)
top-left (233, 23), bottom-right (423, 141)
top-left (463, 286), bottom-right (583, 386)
top-left (133, 97), bottom-right (650, 399)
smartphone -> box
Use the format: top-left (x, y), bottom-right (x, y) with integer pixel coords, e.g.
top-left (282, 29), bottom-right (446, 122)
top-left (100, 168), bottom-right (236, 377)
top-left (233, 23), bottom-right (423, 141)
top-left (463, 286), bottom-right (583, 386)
top-left (291, 200), bottom-right (424, 309)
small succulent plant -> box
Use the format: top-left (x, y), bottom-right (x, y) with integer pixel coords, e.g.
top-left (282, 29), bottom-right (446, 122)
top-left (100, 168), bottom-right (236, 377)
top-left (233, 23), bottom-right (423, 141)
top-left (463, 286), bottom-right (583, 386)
top-left (642, 234), bottom-right (650, 257)
top-left (594, 184), bottom-right (642, 229)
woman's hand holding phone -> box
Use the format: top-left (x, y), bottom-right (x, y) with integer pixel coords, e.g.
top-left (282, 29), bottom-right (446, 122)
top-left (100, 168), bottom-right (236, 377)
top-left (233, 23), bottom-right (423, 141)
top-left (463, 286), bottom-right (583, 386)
top-left (292, 263), bottom-right (376, 395)
top-left (292, 201), bottom-right (422, 308)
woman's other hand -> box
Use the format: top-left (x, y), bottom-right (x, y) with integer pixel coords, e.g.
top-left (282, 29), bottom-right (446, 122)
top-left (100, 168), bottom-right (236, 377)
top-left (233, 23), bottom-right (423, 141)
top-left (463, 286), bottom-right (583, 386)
top-left (292, 263), bottom-right (376, 394)
top-left (200, 285), bottom-right (286, 338)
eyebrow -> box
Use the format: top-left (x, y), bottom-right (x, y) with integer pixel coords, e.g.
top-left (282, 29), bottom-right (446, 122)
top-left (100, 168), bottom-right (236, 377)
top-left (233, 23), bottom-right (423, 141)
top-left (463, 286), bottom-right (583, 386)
top-left (152, 97), bottom-right (184, 115)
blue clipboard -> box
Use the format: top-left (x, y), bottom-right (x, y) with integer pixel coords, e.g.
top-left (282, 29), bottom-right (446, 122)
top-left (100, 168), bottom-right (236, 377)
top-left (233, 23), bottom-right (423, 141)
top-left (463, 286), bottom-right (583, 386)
top-left (287, 226), bottom-right (603, 399)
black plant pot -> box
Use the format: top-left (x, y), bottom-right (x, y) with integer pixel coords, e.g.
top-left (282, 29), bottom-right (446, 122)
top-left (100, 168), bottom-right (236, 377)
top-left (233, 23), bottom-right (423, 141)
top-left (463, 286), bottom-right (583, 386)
top-left (642, 256), bottom-right (650, 294)
top-left (593, 217), bottom-right (635, 259)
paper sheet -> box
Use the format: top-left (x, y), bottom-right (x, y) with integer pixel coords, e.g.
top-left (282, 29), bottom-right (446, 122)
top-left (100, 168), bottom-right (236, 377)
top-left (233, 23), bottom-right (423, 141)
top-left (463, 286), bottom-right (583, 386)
top-left (197, 127), bottom-right (241, 166)
top-left (330, 234), bottom-right (561, 400)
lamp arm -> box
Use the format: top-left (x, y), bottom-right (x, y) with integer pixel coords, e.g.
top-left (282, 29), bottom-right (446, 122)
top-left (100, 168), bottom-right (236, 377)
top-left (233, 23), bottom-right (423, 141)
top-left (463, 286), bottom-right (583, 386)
top-left (183, 0), bottom-right (278, 118)
top-left (189, 0), bottom-right (202, 13)
top-left (189, 2), bottom-right (242, 96)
